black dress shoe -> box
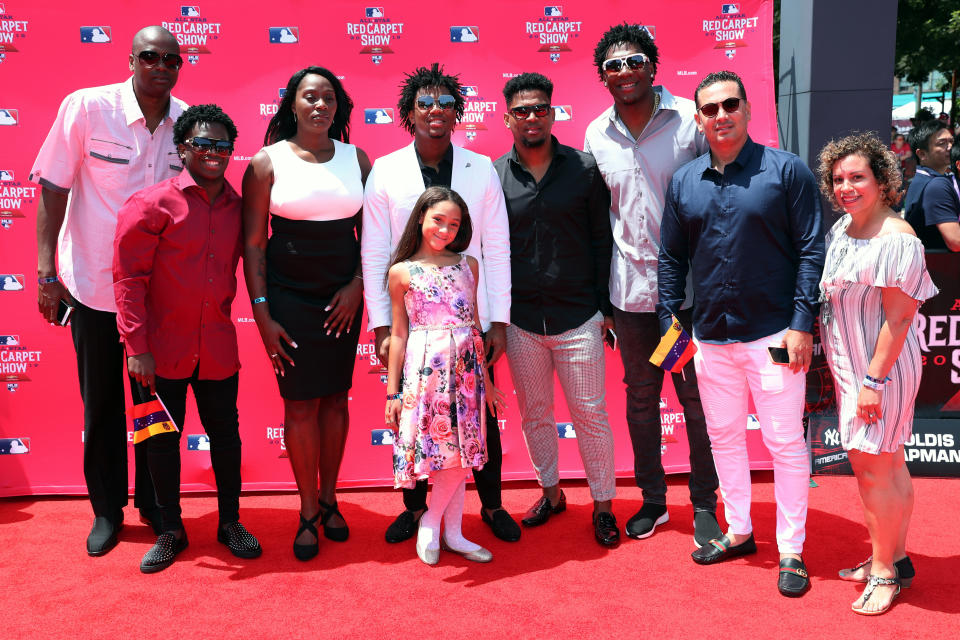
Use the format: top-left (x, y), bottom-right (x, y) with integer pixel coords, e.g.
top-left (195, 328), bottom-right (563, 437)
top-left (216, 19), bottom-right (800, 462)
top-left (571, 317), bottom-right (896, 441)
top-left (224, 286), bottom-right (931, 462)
top-left (218, 521), bottom-right (263, 559)
top-left (87, 516), bottom-right (122, 557)
top-left (385, 509), bottom-right (424, 543)
top-left (521, 491), bottom-right (566, 527)
top-left (481, 508), bottom-right (521, 542)
top-left (293, 512), bottom-right (320, 561)
top-left (140, 531), bottom-right (188, 574)
top-left (593, 511), bottom-right (620, 547)
top-left (691, 534), bottom-right (757, 565)
top-left (319, 499), bottom-right (349, 542)
top-left (778, 557), bottom-right (811, 597)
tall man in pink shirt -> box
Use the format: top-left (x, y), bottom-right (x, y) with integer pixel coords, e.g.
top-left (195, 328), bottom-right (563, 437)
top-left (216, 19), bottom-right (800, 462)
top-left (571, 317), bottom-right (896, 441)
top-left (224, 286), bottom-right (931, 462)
top-left (30, 26), bottom-right (188, 556)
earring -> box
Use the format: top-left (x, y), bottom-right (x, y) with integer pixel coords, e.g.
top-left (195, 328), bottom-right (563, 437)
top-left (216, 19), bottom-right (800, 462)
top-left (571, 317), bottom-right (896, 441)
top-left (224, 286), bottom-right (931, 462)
top-left (293, 111), bottom-right (297, 122)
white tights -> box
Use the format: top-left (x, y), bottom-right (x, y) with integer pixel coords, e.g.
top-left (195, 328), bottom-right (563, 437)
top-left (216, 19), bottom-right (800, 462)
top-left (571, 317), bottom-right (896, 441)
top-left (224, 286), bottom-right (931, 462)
top-left (417, 467), bottom-right (481, 553)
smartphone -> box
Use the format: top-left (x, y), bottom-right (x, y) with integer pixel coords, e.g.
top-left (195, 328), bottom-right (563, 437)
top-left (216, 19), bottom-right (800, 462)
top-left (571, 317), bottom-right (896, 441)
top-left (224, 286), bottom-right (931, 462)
top-left (56, 298), bottom-right (74, 326)
top-left (605, 328), bottom-right (618, 350)
top-left (767, 346), bottom-right (790, 365)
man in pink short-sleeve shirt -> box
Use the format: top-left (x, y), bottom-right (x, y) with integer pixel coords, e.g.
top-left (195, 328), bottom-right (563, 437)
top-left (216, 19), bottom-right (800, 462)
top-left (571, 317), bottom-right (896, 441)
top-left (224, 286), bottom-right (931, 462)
top-left (29, 26), bottom-right (188, 557)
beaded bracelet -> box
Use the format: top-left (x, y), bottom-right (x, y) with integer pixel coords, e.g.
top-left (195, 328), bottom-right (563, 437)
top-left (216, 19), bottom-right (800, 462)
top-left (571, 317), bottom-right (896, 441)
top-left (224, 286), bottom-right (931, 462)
top-left (38, 276), bottom-right (59, 284)
top-left (386, 392), bottom-right (402, 400)
top-left (252, 296), bottom-right (267, 305)
top-left (862, 374), bottom-right (890, 391)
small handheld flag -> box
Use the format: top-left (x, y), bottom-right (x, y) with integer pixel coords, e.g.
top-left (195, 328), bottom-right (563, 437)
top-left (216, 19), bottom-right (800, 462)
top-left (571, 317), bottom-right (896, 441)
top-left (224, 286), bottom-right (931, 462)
top-left (131, 396), bottom-right (178, 444)
top-left (649, 315), bottom-right (697, 373)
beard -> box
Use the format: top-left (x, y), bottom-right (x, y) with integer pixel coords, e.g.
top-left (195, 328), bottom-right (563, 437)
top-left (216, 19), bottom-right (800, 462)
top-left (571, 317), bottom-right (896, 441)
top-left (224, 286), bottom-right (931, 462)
top-left (520, 135), bottom-right (547, 148)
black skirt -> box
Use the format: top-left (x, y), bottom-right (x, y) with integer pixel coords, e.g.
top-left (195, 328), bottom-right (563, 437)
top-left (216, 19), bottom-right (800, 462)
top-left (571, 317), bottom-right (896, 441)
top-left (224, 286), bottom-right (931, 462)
top-left (266, 215), bottom-right (363, 400)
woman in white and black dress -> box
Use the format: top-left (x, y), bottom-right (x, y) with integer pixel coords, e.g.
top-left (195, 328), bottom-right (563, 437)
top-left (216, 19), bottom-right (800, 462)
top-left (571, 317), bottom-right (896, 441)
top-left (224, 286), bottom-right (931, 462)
top-left (817, 132), bottom-right (938, 615)
top-left (242, 67), bottom-right (371, 560)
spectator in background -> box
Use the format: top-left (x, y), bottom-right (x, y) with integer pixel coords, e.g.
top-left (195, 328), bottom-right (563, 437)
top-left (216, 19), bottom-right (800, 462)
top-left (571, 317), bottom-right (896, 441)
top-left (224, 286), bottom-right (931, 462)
top-left (904, 120), bottom-right (955, 250)
top-left (890, 133), bottom-right (910, 168)
top-left (918, 142), bottom-right (960, 251)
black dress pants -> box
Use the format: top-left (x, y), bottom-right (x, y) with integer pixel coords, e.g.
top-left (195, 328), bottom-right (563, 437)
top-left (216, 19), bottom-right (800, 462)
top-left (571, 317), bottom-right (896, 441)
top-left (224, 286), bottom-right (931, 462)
top-left (70, 300), bottom-right (156, 522)
top-left (402, 362), bottom-right (503, 512)
top-left (144, 369), bottom-right (242, 532)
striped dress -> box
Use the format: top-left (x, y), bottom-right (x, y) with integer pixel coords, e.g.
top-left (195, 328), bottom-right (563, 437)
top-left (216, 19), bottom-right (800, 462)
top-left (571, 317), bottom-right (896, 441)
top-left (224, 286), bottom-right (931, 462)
top-left (819, 215), bottom-right (939, 454)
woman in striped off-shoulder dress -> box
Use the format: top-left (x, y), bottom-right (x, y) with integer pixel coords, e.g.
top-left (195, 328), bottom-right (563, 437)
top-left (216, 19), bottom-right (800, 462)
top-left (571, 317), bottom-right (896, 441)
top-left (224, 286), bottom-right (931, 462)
top-left (817, 133), bottom-right (938, 616)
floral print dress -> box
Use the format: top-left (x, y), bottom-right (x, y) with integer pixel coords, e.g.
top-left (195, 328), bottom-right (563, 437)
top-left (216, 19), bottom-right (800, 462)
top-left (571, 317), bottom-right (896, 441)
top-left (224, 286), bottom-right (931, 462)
top-left (393, 256), bottom-right (488, 489)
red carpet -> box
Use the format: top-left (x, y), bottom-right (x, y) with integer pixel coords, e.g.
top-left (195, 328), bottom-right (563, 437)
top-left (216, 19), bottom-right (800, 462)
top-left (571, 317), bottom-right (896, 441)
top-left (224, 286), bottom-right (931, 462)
top-left (3, 473), bottom-right (957, 639)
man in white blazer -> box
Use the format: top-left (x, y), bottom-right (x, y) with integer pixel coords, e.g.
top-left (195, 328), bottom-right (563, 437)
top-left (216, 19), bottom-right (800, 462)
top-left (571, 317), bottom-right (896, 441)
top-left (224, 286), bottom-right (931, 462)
top-left (362, 63), bottom-right (520, 543)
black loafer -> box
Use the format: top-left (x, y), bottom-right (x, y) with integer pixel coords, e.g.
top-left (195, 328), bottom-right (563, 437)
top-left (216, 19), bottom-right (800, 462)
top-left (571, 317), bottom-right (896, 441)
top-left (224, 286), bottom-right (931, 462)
top-left (140, 531), bottom-right (188, 574)
top-left (385, 509), bottom-right (424, 543)
top-left (778, 557), bottom-right (811, 597)
top-left (593, 511), bottom-right (620, 547)
top-left (691, 534), bottom-right (757, 565)
top-left (481, 508), bottom-right (521, 542)
top-left (218, 521), bottom-right (263, 559)
top-left (87, 516), bottom-right (122, 557)
top-left (521, 491), bottom-right (566, 527)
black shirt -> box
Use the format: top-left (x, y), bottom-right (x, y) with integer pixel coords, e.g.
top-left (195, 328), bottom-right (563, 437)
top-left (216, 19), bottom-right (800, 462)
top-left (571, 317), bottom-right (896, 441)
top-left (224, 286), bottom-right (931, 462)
top-left (416, 144), bottom-right (454, 188)
top-left (494, 138), bottom-right (613, 335)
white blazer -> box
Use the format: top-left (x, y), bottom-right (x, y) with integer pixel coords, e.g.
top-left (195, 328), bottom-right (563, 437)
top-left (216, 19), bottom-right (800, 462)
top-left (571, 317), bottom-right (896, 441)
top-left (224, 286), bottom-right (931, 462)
top-left (361, 142), bottom-right (511, 332)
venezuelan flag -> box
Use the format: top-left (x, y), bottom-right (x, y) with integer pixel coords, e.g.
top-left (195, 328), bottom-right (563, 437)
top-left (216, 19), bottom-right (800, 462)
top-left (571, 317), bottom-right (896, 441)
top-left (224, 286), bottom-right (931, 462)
top-left (131, 399), bottom-right (178, 444)
top-left (649, 315), bottom-right (697, 373)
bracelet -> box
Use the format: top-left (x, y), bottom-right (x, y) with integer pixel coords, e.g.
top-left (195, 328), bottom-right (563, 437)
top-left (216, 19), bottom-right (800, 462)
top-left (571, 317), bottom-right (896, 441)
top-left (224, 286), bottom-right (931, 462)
top-left (386, 392), bottom-right (402, 400)
top-left (252, 296), bottom-right (267, 305)
top-left (865, 374), bottom-right (891, 385)
top-left (38, 276), bottom-right (58, 284)
top-left (862, 376), bottom-right (887, 391)
top-left (353, 275), bottom-right (364, 281)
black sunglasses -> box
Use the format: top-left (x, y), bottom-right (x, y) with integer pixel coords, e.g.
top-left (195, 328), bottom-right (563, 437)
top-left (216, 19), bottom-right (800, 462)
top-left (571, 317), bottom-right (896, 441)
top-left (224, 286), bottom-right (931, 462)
top-left (697, 97), bottom-right (742, 118)
top-left (602, 53), bottom-right (648, 73)
top-left (415, 95), bottom-right (457, 111)
top-left (510, 103), bottom-right (551, 119)
top-left (137, 50), bottom-right (184, 70)
top-left (184, 137), bottom-right (234, 156)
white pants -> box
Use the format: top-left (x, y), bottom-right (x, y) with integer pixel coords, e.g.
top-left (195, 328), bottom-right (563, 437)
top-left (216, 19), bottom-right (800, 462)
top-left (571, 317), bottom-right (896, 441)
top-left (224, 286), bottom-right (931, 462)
top-left (505, 313), bottom-right (616, 501)
top-left (693, 328), bottom-right (809, 554)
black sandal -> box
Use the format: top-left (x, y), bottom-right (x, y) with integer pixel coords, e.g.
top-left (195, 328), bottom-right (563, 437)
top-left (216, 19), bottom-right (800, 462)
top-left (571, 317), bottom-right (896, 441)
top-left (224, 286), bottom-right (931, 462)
top-left (293, 512), bottom-right (320, 561)
top-left (319, 499), bottom-right (349, 542)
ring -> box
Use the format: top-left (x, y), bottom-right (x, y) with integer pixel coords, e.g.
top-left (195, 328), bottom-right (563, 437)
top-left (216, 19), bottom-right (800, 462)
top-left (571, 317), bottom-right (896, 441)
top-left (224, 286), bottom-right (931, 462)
top-left (270, 353), bottom-right (279, 359)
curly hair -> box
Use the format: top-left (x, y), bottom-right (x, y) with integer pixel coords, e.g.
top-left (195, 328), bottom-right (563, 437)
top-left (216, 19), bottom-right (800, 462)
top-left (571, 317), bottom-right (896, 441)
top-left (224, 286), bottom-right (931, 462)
top-left (817, 132), bottom-right (902, 211)
top-left (502, 72), bottom-right (553, 106)
top-left (396, 63), bottom-right (465, 136)
top-left (592, 23), bottom-right (659, 81)
top-left (173, 103), bottom-right (238, 145)
top-left (264, 67), bottom-right (353, 145)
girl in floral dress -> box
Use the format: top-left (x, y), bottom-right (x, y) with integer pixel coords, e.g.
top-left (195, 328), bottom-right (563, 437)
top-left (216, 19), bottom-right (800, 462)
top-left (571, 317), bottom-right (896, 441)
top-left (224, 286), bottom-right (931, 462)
top-left (384, 186), bottom-right (501, 565)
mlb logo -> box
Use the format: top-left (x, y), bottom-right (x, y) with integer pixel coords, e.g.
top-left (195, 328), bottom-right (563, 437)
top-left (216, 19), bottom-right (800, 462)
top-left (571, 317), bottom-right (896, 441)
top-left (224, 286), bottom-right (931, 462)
top-left (0, 438), bottom-right (30, 454)
top-left (371, 54), bottom-right (382, 64)
top-left (181, 6), bottom-right (201, 17)
top-left (725, 48), bottom-right (736, 59)
top-left (188, 55), bottom-right (199, 65)
top-left (0, 109), bottom-right (19, 126)
top-left (0, 53), bottom-right (6, 64)
top-left (450, 26), bottom-right (479, 43)
top-left (80, 26), bottom-right (112, 43)
top-left (549, 53), bottom-right (560, 63)
top-left (6, 383), bottom-right (17, 392)
top-left (0, 274), bottom-right (24, 290)
top-left (0, 169), bottom-right (13, 180)
top-left (460, 85), bottom-right (479, 97)
top-left (722, 3), bottom-right (740, 13)
top-left (0, 3), bottom-right (5, 13)
top-left (544, 5), bottom-right (562, 16)
top-left (659, 397), bottom-right (668, 408)
top-left (269, 27), bottom-right (299, 43)
top-left (278, 88), bottom-right (286, 99)
top-left (187, 434), bottom-right (211, 450)
top-left (371, 428), bottom-right (394, 445)
top-left (557, 422), bottom-right (577, 439)
top-left (553, 105), bottom-right (572, 121)
top-left (746, 414), bottom-right (761, 430)
top-left (0, 335), bottom-right (19, 345)
top-left (365, 7), bottom-right (384, 18)
top-left (0, 219), bottom-right (11, 230)
top-left (364, 108), bottom-right (394, 124)
top-left (464, 130), bottom-right (477, 141)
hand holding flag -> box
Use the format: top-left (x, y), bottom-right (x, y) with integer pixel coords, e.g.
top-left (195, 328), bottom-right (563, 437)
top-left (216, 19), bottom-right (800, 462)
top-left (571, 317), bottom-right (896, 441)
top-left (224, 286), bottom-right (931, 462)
top-left (649, 315), bottom-right (697, 373)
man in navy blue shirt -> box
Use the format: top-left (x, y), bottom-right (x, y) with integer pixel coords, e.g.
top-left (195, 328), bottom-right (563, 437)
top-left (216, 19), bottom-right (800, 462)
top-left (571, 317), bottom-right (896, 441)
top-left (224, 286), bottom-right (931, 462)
top-left (657, 71), bottom-right (824, 598)
top-left (904, 120), bottom-right (955, 250)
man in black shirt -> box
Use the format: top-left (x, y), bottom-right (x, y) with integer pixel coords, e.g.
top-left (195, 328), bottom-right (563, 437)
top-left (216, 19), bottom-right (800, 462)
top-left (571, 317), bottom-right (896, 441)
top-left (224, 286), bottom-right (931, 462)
top-left (494, 73), bottom-right (619, 547)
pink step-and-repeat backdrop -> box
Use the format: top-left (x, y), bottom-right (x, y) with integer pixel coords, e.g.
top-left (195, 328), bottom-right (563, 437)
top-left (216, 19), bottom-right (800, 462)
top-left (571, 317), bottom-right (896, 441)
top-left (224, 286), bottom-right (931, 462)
top-left (0, 1), bottom-right (776, 495)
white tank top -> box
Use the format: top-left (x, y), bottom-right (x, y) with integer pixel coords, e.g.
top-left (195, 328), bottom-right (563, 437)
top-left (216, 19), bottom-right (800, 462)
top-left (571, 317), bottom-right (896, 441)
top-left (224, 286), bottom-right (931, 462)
top-left (263, 139), bottom-right (363, 221)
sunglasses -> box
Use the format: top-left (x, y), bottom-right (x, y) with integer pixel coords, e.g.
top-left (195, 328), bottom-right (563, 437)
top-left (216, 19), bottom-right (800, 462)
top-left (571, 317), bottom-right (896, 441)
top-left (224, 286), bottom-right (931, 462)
top-left (136, 50), bottom-right (184, 70)
top-left (415, 95), bottom-right (457, 111)
top-left (697, 97), bottom-right (742, 118)
top-left (509, 103), bottom-right (551, 119)
top-left (184, 137), bottom-right (234, 156)
top-left (602, 53), bottom-right (648, 73)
